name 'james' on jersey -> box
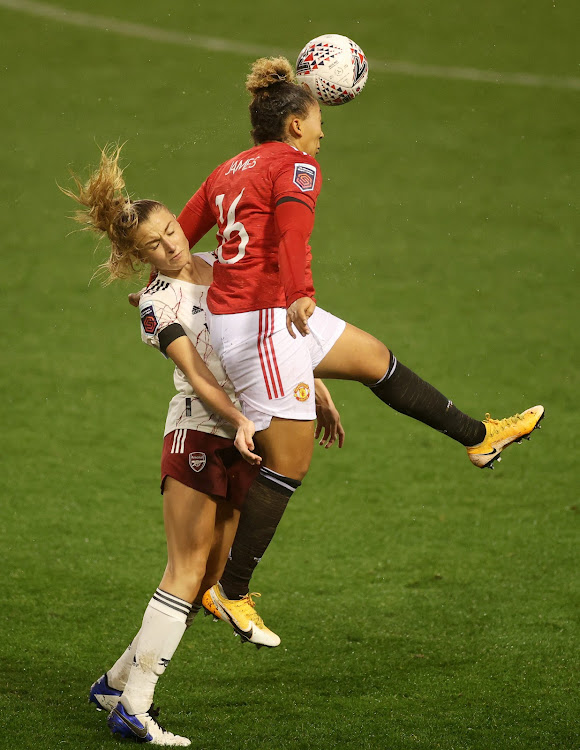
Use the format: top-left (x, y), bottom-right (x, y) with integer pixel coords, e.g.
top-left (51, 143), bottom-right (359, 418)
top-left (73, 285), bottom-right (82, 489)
top-left (178, 141), bottom-right (322, 314)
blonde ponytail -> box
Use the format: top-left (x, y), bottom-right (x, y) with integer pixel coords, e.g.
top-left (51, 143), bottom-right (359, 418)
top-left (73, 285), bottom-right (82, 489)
top-left (61, 145), bottom-right (161, 283)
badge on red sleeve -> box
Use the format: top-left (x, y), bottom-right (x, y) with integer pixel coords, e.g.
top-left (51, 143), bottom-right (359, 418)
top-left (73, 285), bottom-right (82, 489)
top-left (140, 304), bottom-right (158, 335)
top-left (293, 163), bottom-right (317, 192)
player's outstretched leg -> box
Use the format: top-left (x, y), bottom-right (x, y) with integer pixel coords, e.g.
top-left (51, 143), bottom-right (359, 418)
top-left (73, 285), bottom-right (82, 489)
top-left (466, 405), bottom-right (545, 469)
top-left (370, 360), bottom-right (545, 468)
top-left (315, 324), bottom-right (545, 469)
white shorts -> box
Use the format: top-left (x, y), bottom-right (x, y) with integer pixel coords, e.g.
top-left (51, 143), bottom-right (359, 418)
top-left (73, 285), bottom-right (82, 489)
top-left (207, 306), bottom-right (346, 431)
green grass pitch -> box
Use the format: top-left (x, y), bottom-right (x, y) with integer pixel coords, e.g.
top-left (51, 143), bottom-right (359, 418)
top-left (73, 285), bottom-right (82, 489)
top-left (1, 1), bottom-right (578, 748)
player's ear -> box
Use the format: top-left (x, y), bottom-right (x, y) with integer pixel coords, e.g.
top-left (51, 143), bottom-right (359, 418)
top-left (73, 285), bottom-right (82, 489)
top-left (288, 116), bottom-right (302, 138)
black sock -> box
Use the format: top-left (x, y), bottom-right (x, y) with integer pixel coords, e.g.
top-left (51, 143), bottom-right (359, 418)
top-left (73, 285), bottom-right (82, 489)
top-left (369, 354), bottom-right (486, 447)
top-left (219, 467), bottom-right (301, 600)
top-left (185, 602), bottom-right (202, 630)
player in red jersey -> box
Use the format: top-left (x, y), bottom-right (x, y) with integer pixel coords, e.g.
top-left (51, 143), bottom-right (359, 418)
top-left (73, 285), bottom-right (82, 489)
top-left (179, 138), bottom-right (321, 314)
top-left (175, 56), bottom-right (544, 643)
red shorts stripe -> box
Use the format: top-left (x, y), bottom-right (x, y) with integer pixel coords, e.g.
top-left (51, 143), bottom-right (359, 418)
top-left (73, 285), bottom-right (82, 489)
top-left (262, 309), bottom-right (280, 398)
top-left (257, 309), bottom-right (285, 400)
top-left (257, 310), bottom-right (274, 400)
top-left (266, 308), bottom-right (285, 397)
top-left (259, 308), bottom-right (280, 399)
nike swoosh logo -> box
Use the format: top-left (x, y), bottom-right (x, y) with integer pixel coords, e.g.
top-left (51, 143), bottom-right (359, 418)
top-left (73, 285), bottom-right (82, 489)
top-left (113, 708), bottom-right (149, 739)
top-left (479, 448), bottom-right (499, 456)
top-left (223, 610), bottom-right (253, 640)
top-left (213, 594), bottom-right (254, 639)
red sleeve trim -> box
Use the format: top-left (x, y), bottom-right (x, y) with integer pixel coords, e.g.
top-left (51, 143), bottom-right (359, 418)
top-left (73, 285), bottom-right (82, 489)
top-left (276, 196), bottom-right (313, 211)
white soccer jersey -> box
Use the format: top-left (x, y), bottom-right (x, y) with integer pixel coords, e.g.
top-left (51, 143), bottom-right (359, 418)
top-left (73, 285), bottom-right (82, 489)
top-left (139, 253), bottom-right (239, 439)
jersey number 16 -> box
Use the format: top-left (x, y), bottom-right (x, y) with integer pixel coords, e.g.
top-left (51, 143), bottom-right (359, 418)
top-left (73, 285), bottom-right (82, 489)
top-left (215, 190), bottom-right (248, 265)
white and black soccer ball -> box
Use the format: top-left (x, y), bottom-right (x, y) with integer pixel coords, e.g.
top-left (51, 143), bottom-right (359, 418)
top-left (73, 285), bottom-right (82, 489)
top-left (296, 34), bottom-right (368, 106)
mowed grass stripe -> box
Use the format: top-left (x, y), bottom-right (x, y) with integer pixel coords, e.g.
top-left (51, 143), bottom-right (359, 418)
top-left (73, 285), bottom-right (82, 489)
top-left (1, 0), bottom-right (580, 91)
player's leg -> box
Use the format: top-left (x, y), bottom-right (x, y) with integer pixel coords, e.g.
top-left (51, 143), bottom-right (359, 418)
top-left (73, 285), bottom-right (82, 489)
top-left (219, 419), bottom-right (313, 604)
top-left (205, 309), bottom-right (317, 623)
top-left (314, 322), bottom-right (486, 445)
top-left (203, 422), bottom-right (312, 647)
top-left (198, 500), bottom-right (241, 594)
top-left (159, 477), bottom-right (217, 601)
top-left (187, 498), bottom-right (241, 625)
top-left (91, 428), bottom-right (216, 713)
top-left (198, 491), bottom-right (282, 648)
top-left (314, 322), bottom-right (543, 466)
top-left (107, 477), bottom-right (217, 746)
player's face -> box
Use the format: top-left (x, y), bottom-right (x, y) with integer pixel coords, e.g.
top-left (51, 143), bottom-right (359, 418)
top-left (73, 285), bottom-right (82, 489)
top-left (299, 104), bottom-right (324, 158)
top-left (136, 206), bottom-right (190, 276)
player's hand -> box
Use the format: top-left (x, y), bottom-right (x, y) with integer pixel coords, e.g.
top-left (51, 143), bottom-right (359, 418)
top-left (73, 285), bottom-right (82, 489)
top-left (287, 297), bottom-right (316, 338)
top-left (128, 288), bottom-right (146, 307)
top-left (315, 398), bottom-right (345, 449)
top-left (234, 418), bottom-right (262, 466)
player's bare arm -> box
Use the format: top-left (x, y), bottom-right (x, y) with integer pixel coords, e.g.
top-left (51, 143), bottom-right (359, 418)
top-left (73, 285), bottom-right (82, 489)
top-left (165, 336), bottom-right (261, 465)
top-left (314, 378), bottom-right (345, 449)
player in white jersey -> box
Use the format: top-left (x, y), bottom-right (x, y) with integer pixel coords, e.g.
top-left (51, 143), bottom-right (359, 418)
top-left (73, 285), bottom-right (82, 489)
top-left (138, 252), bottom-right (262, 562)
top-left (62, 146), bottom-right (266, 747)
top-left (139, 254), bottom-right (240, 440)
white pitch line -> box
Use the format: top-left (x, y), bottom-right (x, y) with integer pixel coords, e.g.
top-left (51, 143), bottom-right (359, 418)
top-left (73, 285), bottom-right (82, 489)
top-left (1, 0), bottom-right (579, 92)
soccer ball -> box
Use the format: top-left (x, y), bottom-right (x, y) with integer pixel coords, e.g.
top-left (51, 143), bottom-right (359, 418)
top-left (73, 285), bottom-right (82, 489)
top-left (296, 34), bottom-right (368, 106)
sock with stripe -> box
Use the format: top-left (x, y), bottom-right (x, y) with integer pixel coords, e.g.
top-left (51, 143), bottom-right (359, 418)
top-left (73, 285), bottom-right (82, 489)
top-left (106, 629), bottom-right (141, 691)
top-left (369, 354), bottom-right (486, 447)
top-left (219, 466), bottom-right (301, 600)
top-left (120, 589), bottom-right (191, 715)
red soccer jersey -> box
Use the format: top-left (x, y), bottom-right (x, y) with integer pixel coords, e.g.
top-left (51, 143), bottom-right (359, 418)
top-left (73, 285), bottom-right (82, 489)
top-left (178, 141), bottom-right (322, 314)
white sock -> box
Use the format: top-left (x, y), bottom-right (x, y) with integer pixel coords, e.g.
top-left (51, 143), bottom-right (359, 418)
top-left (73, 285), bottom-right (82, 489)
top-left (106, 629), bottom-right (141, 691)
top-left (120, 589), bottom-right (190, 715)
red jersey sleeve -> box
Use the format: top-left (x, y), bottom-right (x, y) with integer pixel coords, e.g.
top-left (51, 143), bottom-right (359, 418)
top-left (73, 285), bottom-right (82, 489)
top-left (271, 153), bottom-right (322, 209)
top-left (178, 181), bottom-right (216, 248)
top-left (274, 199), bottom-right (316, 307)
top-left (270, 151), bottom-right (320, 306)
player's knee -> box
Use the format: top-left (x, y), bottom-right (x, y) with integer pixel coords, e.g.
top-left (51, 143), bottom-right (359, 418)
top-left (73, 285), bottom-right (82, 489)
top-left (280, 462), bottom-right (310, 482)
top-left (165, 558), bottom-right (207, 598)
top-left (290, 462), bottom-right (310, 482)
top-left (363, 338), bottom-right (391, 383)
top-left (263, 458), bottom-right (310, 482)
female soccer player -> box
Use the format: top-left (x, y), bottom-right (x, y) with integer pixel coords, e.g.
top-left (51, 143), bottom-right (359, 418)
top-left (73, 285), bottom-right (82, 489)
top-left (177, 57), bottom-right (544, 634)
top-left (62, 145), bottom-right (296, 746)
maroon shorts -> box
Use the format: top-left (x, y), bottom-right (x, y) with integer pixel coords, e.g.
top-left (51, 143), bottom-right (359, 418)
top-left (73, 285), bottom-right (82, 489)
top-left (161, 429), bottom-right (259, 508)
